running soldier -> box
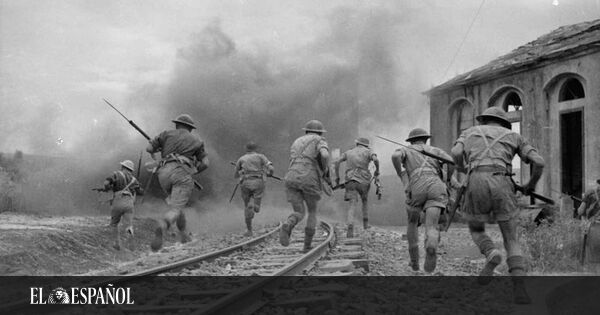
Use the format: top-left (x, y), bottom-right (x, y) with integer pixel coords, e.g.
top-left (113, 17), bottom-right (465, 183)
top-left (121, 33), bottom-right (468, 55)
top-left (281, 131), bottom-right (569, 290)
top-left (451, 107), bottom-right (545, 304)
top-left (234, 142), bottom-right (275, 237)
top-left (392, 128), bottom-right (452, 273)
top-left (334, 137), bottom-right (380, 237)
top-left (577, 179), bottom-right (600, 220)
top-left (146, 114), bottom-right (209, 251)
top-left (280, 120), bottom-right (331, 252)
top-left (100, 160), bottom-right (143, 250)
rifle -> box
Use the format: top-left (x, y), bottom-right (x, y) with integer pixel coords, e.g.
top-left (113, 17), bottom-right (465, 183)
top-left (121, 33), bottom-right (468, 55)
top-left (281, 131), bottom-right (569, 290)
top-left (332, 183), bottom-right (345, 190)
top-left (444, 184), bottom-right (466, 232)
top-left (376, 135), bottom-right (455, 165)
top-left (509, 176), bottom-right (555, 205)
top-left (136, 150), bottom-right (143, 179)
top-left (374, 176), bottom-right (383, 200)
top-left (229, 161), bottom-right (282, 181)
top-left (103, 99), bottom-right (203, 192)
top-left (229, 181), bottom-right (240, 203)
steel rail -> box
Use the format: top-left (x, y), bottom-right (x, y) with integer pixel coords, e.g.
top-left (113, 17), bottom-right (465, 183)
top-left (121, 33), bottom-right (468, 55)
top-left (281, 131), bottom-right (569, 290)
top-left (0, 224), bottom-right (281, 314)
top-left (195, 220), bottom-right (336, 315)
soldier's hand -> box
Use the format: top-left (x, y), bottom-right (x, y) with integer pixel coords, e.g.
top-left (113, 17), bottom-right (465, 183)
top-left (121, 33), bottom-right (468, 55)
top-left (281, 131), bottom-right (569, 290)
top-left (522, 182), bottom-right (536, 195)
top-left (335, 178), bottom-right (340, 186)
top-left (374, 170), bottom-right (380, 177)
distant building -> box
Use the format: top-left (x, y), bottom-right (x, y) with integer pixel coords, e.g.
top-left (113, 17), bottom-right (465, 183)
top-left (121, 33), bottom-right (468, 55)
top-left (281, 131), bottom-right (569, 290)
top-left (426, 19), bottom-right (600, 212)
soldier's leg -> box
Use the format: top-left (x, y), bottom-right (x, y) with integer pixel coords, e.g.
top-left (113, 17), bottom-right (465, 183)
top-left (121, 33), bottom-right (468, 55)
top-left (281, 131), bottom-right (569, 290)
top-left (303, 196), bottom-right (318, 252)
top-left (344, 182), bottom-right (358, 238)
top-left (469, 220), bottom-right (502, 283)
top-left (281, 187), bottom-right (306, 246)
top-left (361, 183), bottom-right (370, 229)
top-left (498, 218), bottom-right (530, 304)
top-left (123, 210), bottom-right (134, 251)
top-left (423, 206), bottom-right (441, 273)
top-left (110, 204), bottom-right (124, 251)
top-left (241, 187), bottom-right (254, 236)
top-left (406, 207), bottom-right (420, 271)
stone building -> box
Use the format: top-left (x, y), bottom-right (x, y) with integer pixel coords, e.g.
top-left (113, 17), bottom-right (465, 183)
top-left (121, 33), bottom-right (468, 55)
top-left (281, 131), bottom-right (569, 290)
top-left (426, 19), bottom-right (600, 212)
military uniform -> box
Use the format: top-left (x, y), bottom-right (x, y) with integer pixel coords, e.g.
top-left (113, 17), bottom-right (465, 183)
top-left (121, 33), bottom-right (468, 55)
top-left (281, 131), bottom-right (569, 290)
top-left (336, 138), bottom-right (379, 236)
top-left (280, 120), bottom-right (330, 252)
top-left (235, 148), bottom-right (274, 235)
top-left (451, 107), bottom-right (545, 304)
top-left (147, 114), bottom-right (208, 251)
top-left (455, 125), bottom-right (536, 222)
top-left (103, 161), bottom-right (142, 250)
top-left (392, 129), bottom-right (451, 273)
top-left (578, 183), bottom-right (600, 220)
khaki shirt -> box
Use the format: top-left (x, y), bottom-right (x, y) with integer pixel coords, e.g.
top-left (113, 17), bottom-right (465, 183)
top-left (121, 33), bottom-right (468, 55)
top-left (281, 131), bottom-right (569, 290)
top-left (285, 134), bottom-right (329, 186)
top-left (455, 125), bottom-right (536, 171)
top-left (236, 152), bottom-right (273, 180)
top-left (148, 129), bottom-right (206, 161)
top-left (392, 144), bottom-right (449, 180)
top-left (105, 170), bottom-right (141, 195)
top-left (340, 146), bottom-right (376, 184)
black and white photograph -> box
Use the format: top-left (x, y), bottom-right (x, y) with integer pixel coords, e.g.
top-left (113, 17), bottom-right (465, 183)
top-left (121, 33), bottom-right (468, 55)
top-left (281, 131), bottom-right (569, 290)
top-left (0, 0), bottom-right (599, 314)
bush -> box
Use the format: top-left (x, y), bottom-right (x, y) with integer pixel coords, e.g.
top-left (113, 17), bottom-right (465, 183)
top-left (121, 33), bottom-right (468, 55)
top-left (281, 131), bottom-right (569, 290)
top-left (519, 209), bottom-right (585, 273)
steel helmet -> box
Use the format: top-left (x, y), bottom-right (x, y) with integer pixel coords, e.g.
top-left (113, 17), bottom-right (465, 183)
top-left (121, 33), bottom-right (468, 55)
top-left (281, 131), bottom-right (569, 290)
top-left (172, 114), bottom-right (196, 129)
top-left (355, 137), bottom-right (370, 147)
top-left (302, 120), bottom-right (326, 133)
top-left (406, 128), bottom-right (431, 142)
top-left (120, 160), bottom-right (135, 172)
top-left (476, 107), bottom-right (511, 129)
top-left (246, 141), bottom-right (258, 151)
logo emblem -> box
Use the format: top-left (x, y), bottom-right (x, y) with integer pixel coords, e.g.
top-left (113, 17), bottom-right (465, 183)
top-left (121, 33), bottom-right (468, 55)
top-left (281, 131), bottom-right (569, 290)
top-left (48, 287), bottom-right (70, 304)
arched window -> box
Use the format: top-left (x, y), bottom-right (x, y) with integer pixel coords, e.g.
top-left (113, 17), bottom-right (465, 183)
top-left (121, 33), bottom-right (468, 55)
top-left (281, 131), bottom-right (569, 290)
top-left (503, 91), bottom-right (522, 113)
top-left (450, 100), bottom-right (474, 138)
top-left (559, 78), bottom-right (585, 102)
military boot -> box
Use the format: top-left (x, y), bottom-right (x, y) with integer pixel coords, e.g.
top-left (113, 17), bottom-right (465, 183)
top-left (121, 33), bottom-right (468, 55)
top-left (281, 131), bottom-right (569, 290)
top-left (363, 219), bottom-right (370, 230)
top-left (280, 221), bottom-right (294, 247)
top-left (478, 249), bottom-right (502, 285)
top-left (409, 246), bottom-right (419, 271)
top-left (150, 219), bottom-right (167, 251)
top-left (507, 256), bottom-right (531, 304)
top-left (512, 278), bottom-right (531, 305)
top-left (424, 247), bottom-right (437, 273)
top-left (303, 227), bottom-right (316, 253)
top-left (112, 227), bottom-right (121, 251)
top-left (346, 224), bottom-right (354, 238)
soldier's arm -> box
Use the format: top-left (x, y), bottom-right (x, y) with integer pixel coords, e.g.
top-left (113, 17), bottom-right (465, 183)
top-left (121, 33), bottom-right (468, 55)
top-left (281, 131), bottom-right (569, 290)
top-left (264, 156), bottom-right (274, 176)
top-left (196, 142), bottom-right (209, 173)
top-left (146, 133), bottom-right (164, 160)
top-left (391, 150), bottom-right (404, 177)
top-left (518, 138), bottom-right (545, 193)
top-left (371, 153), bottom-right (380, 177)
top-left (334, 153), bottom-right (346, 184)
top-left (577, 201), bottom-right (587, 218)
top-left (319, 147), bottom-right (330, 173)
top-left (234, 159), bottom-right (242, 179)
top-left (450, 143), bottom-right (465, 168)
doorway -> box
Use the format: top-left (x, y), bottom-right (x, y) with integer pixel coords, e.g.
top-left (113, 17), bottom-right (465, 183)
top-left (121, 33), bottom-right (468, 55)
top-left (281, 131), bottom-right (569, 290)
top-left (560, 110), bottom-right (584, 212)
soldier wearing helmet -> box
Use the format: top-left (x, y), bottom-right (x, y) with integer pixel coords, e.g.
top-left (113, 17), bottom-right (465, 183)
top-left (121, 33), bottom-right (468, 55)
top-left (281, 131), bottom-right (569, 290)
top-left (391, 128), bottom-right (452, 273)
top-left (146, 114), bottom-right (209, 251)
top-left (234, 142), bottom-right (275, 236)
top-left (451, 106), bottom-right (545, 304)
top-left (279, 120), bottom-right (331, 252)
top-left (100, 160), bottom-right (143, 250)
top-left (334, 137), bottom-right (380, 237)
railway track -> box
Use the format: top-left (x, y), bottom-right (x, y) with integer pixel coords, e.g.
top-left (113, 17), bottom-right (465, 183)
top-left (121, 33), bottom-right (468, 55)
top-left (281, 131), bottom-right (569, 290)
top-left (2, 219), bottom-right (371, 315)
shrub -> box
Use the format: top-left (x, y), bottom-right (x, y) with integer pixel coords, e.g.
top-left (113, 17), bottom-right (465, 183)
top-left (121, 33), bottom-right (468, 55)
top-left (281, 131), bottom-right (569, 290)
top-left (519, 209), bottom-right (585, 273)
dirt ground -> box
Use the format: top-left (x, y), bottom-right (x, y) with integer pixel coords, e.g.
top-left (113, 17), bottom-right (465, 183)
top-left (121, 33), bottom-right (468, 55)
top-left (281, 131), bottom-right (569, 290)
top-left (0, 212), bottom-right (275, 276)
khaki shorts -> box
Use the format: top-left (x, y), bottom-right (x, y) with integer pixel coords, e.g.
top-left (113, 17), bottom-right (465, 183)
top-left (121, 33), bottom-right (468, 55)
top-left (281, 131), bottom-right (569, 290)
top-left (285, 180), bottom-right (321, 204)
top-left (158, 162), bottom-right (194, 209)
top-left (344, 180), bottom-right (370, 202)
top-left (110, 193), bottom-right (134, 227)
top-left (406, 176), bottom-right (448, 213)
top-left (462, 172), bottom-right (517, 223)
top-left (241, 178), bottom-right (266, 201)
